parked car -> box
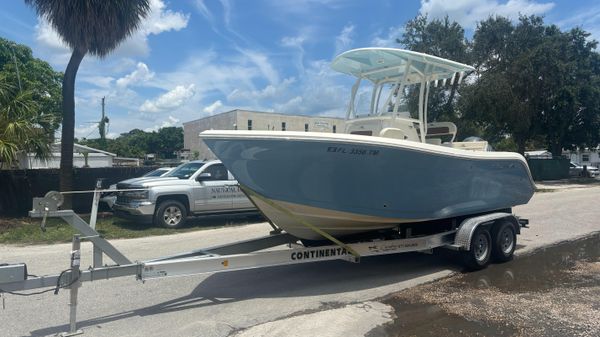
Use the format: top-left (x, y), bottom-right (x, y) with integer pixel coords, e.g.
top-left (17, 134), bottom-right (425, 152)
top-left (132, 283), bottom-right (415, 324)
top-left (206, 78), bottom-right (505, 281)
top-left (100, 167), bottom-right (174, 208)
top-left (112, 160), bottom-right (256, 228)
top-left (569, 162), bottom-right (599, 177)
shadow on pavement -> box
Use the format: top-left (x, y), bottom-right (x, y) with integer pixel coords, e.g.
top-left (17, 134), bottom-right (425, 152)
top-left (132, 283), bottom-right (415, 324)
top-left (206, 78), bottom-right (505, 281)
top-left (28, 251), bottom-right (462, 336)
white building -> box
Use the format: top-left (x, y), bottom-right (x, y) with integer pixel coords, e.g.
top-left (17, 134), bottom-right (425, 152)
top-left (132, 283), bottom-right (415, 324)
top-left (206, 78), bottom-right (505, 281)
top-left (17, 143), bottom-right (116, 169)
top-left (183, 109), bottom-right (345, 159)
top-left (563, 148), bottom-right (600, 167)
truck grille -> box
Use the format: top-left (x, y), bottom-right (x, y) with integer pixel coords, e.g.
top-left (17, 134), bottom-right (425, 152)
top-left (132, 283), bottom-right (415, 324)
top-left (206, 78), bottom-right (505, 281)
top-left (116, 195), bottom-right (133, 204)
top-left (116, 183), bottom-right (132, 190)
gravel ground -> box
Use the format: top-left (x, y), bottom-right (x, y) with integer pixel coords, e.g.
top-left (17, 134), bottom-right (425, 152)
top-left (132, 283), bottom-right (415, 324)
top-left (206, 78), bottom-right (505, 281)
top-left (379, 234), bottom-right (600, 337)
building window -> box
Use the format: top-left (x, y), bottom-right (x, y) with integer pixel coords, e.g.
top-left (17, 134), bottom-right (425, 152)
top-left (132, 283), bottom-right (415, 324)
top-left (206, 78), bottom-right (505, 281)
top-left (333, 125), bottom-right (337, 133)
top-left (582, 154), bottom-right (590, 162)
top-left (282, 122), bottom-right (286, 131)
top-left (305, 123), bottom-right (309, 132)
top-left (247, 120), bottom-right (252, 130)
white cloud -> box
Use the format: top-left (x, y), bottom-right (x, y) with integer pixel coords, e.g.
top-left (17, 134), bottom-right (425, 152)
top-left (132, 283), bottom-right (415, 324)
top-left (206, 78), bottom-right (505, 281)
top-left (281, 35), bottom-right (307, 48)
top-left (144, 116), bottom-right (181, 132)
top-left (193, 0), bottom-right (249, 44)
top-left (35, 19), bottom-right (68, 51)
top-left (108, 0), bottom-right (190, 57)
top-left (116, 62), bottom-right (155, 88)
top-left (142, 50), bottom-right (348, 123)
top-left (282, 34), bottom-right (309, 74)
top-left (203, 100), bottom-right (223, 114)
top-left (194, 0), bottom-right (215, 25)
top-left (149, 50), bottom-right (260, 98)
top-left (33, 19), bottom-right (71, 64)
top-left (371, 26), bottom-right (405, 47)
top-left (220, 0), bottom-right (233, 28)
top-left (140, 84), bottom-right (196, 113)
top-left (274, 96), bottom-right (303, 113)
top-left (227, 78), bottom-right (296, 102)
top-left (271, 59), bottom-right (350, 116)
top-left (419, 0), bottom-right (555, 29)
top-left (335, 24), bottom-right (355, 55)
top-left (236, 48), bottom-right (280, 85)
top-left (144, 0), bottom-right (189, 35)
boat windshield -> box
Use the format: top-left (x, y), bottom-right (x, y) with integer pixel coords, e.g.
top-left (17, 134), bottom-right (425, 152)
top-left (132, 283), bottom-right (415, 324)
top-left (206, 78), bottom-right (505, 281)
top-left (350, 79), bottom-right (412, 119)
top-left (333, 48), bottom-right (475, 131)
top-left (165, 162), bottom-right (204, 179)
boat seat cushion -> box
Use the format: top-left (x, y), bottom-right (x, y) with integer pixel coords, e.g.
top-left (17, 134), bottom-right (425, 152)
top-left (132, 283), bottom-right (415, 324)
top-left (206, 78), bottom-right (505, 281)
top-left (379, 127), bottom-right (408, 140)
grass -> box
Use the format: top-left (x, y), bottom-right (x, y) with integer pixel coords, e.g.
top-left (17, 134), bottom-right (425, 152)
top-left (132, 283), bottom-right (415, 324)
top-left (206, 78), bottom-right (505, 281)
top-left (0, 212), bottom-right (263, 245)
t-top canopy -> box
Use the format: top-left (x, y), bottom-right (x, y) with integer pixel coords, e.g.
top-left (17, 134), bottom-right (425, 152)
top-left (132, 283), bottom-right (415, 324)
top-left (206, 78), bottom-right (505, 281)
top-left (331, 48), bottom-right (475, 84)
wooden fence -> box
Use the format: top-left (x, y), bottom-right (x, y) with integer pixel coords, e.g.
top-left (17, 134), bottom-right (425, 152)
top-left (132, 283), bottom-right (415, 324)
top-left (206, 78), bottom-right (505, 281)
top-left (0, 167), bottom-right (156, 217)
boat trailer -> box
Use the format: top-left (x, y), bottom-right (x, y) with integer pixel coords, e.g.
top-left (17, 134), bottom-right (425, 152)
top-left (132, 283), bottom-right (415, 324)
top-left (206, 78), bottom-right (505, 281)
top-left (0, 189), bottom-right (528, 336)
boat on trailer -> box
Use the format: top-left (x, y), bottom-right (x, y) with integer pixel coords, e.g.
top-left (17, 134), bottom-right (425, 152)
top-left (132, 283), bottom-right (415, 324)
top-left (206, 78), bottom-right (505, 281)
top-left (200, 48), bottom-right (535, 240)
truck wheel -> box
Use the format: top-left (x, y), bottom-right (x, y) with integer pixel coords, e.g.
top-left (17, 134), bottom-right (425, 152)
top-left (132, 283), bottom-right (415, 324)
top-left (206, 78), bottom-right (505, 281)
top-left (491, 221), bottom-right (516, 263)
top-left (155, 200), bottom-right (187, 228)
top-left (462, 226), bottom-right (491, 271)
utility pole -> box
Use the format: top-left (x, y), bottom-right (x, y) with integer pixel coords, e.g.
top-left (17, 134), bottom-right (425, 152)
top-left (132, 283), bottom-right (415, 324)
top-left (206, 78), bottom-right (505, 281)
top-left (98, 97), bottom-right (108, 141)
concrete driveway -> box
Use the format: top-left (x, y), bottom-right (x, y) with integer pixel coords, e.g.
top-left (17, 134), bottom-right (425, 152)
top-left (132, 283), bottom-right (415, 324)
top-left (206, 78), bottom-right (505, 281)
top-left (1, 186), bottom-right (599, 337)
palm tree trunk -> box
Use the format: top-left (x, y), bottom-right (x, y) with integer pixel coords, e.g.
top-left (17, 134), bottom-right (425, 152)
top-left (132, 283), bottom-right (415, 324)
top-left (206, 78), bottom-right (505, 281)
top-left (59, 47), bottom-right (85, 208)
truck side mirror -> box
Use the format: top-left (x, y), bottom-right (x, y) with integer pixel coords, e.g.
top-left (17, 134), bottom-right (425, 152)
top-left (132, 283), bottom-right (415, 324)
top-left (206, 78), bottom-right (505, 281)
top-left (196, 172), bottom-right (212, 181)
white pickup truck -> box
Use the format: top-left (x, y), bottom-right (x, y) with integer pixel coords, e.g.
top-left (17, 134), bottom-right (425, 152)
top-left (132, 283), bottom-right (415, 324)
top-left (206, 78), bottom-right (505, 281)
top-left (113, 160), bottom-right (256, 228)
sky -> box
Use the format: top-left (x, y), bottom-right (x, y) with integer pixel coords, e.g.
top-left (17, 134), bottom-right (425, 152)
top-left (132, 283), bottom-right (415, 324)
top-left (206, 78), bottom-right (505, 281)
top-left (0, 0), bottom-right (599, 140)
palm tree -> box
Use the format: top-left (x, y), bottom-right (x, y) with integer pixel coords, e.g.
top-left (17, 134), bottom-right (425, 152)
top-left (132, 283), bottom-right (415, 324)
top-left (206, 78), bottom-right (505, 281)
top-left (0, 77), bottom-right (55, 168)
top-left (25, 0), bottom-right (150, 205)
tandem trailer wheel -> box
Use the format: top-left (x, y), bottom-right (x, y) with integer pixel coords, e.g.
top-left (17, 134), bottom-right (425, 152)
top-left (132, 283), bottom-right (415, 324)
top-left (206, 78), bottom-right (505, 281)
top-left (461, 226), bottom-right (492, 271)
top-left (490, 221), bottom-right (517, 263)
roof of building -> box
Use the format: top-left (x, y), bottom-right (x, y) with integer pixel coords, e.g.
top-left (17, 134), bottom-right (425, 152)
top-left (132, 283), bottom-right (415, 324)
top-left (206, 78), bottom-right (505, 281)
top-left (525, 150), bottom-right (552, 158)
top-left (183, 109), bottom-right (345, 125)
top-left (53, 143), bottom-right (117, 157)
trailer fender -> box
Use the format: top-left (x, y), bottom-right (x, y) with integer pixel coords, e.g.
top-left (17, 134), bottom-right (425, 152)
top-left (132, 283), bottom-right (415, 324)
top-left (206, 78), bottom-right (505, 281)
top-left (454, 212), bottom-right (519, 251)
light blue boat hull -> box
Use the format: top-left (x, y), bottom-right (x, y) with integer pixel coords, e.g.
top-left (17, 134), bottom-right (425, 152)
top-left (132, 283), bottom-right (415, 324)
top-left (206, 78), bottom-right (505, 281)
top-left (202, 132), bottom-right (535, 239)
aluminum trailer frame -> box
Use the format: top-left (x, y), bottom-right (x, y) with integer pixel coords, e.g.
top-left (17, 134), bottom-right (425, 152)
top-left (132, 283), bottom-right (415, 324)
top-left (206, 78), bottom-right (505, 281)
top-left (0, 190), bottom-right (527, 336)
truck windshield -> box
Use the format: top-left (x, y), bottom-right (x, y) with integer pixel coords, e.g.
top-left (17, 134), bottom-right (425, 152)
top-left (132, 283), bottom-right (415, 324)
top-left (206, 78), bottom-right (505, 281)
top-left (165, 162), bottom-right (204, 179)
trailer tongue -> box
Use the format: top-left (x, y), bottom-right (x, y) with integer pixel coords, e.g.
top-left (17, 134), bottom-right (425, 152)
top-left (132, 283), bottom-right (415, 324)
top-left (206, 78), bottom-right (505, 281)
top-left (0, 189), bottom-right (527, 336)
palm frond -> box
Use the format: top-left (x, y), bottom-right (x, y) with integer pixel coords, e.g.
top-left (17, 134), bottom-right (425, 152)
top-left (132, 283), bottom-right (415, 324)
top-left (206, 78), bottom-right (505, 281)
top-left (0, 139), bottom-right (19, 166)
top-left (25, 0), bottom-right (151, 57)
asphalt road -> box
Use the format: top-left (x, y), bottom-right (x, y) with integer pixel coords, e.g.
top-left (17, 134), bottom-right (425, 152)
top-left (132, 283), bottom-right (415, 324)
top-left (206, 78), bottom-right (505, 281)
top-left (1, 186), bottom-right (599, 337)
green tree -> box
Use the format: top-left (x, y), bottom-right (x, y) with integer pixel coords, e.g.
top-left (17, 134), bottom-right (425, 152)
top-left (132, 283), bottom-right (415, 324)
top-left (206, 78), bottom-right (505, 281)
top-left (537, 27), bottom-right (600, 155)
top-left (398, 14), bottom-right (600, 154)
top-left (0, 38), bottom-right (61, 167)
top-left (466, 16), bottom-right (600, 154)
top-left (0, 77), bottom-right (55, 168)
top-left (81, 127), bottom-right (183, 159)
top-left (25, 0), bottom-right (150, 205)
top-left (155, 127), bottom-right (183, 159)
top-left (399, 14), bottom-right (471, 123)
top-left (0, 37), bottom-right (63, 131)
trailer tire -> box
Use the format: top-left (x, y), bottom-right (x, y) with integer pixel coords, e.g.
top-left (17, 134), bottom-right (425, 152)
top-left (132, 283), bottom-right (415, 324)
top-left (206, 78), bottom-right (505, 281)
top-left (462, 226), bottom-right (491, 271)
top-left (155, 200), bottom-right (187, 228)
top-left (491, 221), bottom-right (516, 263)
